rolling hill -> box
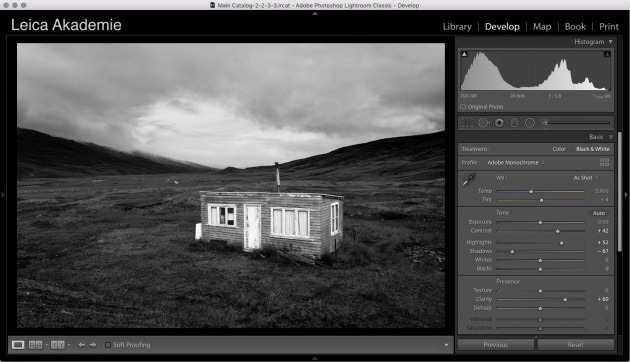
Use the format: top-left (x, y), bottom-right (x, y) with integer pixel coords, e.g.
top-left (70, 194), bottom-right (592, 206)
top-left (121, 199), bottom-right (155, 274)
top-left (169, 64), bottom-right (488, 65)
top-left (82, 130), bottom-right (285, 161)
top-left (224, 131), bottom-right (445, 182)
top-left (17, 128), bottom-right (217, 179)
top-left (17, 127), bottom-right (444, 181)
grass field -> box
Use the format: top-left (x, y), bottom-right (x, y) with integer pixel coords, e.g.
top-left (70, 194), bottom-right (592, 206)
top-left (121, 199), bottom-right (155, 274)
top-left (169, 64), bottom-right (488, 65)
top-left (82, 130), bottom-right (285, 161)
top-left (16, 173), bottom-right (445, 328)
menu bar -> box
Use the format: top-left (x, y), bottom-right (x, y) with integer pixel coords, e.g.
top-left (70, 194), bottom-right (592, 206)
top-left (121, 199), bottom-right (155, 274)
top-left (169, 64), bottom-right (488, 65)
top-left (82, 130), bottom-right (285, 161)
top-left (443, 21), bottom-right (624, 34)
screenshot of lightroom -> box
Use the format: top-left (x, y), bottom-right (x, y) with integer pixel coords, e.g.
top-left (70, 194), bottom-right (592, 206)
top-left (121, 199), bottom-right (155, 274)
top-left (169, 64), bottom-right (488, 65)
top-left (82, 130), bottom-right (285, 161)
top-left (3, 0), bottom-right (629, 360)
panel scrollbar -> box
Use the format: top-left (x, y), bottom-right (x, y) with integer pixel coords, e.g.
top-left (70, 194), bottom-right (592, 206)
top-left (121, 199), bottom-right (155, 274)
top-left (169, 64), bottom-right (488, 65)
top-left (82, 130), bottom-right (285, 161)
top-left (619, 132), bottom-right (623, 253)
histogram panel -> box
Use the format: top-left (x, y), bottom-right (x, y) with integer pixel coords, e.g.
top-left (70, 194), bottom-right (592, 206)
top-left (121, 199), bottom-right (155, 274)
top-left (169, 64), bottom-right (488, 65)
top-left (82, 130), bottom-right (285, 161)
top-left (461, 51), bottom-right (611, 91)
top-left (457, 48), bottom-right (614, 113)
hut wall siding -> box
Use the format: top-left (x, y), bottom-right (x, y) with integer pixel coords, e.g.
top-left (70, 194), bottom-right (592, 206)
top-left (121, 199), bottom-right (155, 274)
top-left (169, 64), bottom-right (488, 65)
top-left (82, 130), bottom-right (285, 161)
top-left (319, 197), bottom-right (344, 254)
top-left (199, 193), bottom-right (325, 256)
top-left (336, 201), bottom-right (344, 249)
top-left (320, 201), bottom-right (331, 254)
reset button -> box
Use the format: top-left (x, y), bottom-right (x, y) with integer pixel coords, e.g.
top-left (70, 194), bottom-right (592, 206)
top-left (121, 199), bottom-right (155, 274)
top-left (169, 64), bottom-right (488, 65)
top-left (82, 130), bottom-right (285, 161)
top-left (538, 339), bottom-right (614, 351)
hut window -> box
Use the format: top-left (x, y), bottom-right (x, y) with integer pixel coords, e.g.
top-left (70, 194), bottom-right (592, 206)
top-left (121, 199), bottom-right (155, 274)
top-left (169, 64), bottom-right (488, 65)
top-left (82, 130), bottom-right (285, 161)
top-left (331, 202), bottom-right (340, 235)
top-left (272, 209), bottom-right (283, 234)
top-left (297, 210), bottom-right (309, 237)
top-left (208, 204), bottom-right (236, 227)
top-left (271, 208), bottom-right (310, 238)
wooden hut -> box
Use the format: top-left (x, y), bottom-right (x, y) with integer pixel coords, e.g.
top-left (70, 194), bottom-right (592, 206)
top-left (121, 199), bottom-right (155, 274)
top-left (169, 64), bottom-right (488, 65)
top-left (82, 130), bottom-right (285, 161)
top-left (198, 192), bottom-right (343, 258)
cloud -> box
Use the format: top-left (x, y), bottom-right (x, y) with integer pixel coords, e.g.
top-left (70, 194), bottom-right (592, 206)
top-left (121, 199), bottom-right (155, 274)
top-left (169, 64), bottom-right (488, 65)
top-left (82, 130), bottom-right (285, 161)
top-left (17, 43), bottom-right (444, 168)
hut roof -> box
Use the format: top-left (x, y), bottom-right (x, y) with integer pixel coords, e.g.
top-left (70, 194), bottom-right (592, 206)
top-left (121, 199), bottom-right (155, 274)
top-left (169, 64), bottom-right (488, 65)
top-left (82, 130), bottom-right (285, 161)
top-left (199, 191), bottom-right (344, 200)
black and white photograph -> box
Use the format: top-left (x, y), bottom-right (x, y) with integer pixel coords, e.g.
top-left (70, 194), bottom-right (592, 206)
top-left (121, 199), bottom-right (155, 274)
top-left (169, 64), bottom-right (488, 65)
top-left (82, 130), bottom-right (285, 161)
top-left (16, 43), bottom-right (445, 328)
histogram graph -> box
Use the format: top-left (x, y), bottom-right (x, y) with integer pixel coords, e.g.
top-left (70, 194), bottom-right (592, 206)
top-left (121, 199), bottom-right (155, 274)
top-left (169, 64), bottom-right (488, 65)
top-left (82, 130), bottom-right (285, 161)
top-left (460, 50), bottom-right (612, 91)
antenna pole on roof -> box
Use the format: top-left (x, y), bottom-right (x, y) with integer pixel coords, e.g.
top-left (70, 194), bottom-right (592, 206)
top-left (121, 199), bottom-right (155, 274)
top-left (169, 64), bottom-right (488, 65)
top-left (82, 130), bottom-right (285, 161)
top-left (275, 162), bottom-right (280, 193)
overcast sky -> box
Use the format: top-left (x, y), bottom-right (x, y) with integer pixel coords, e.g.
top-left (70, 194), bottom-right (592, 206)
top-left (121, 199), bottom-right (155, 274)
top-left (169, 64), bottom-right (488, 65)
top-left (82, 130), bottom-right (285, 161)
top-left (17, 43), bottom-right (444, 168)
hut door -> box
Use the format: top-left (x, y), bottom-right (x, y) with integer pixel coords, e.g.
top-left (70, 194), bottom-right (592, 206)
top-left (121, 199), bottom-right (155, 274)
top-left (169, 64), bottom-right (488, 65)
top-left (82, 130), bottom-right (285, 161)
top-left (244, 205), bottom-right (261, 250)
